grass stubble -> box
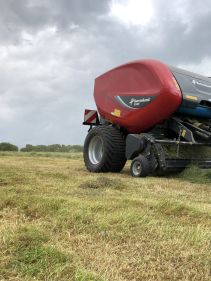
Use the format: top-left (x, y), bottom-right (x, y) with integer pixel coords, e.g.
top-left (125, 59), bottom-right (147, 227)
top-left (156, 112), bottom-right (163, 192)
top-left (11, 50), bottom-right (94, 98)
top-left (0, 152), bottom-right (210, 280)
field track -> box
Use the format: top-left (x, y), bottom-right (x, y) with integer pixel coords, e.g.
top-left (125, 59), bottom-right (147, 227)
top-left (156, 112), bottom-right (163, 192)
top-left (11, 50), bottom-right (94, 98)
top-left (0, 152), bottom-right (211, 281)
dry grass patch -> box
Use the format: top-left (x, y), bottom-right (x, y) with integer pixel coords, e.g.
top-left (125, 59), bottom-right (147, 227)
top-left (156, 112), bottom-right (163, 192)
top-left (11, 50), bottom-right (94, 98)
top-left (79, 176), bottom-right (126, 190)
top-left (0, 152), bottom-right (210, 280)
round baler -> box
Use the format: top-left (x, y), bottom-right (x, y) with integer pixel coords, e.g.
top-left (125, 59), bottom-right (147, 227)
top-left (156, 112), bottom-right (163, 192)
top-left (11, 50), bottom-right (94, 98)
top-left (83, 59), bottom-right (211, 177)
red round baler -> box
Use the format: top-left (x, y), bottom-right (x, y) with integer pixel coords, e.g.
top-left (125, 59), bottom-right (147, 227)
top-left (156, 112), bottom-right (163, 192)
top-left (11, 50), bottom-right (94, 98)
top-left (94, 60), bottom-right (182, 133)
top-left (83, 59), bottom-right (211, 177)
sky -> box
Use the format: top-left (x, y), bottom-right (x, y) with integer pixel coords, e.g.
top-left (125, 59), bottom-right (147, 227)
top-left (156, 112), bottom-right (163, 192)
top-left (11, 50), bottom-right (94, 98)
top-left (1, 0), bottom-right (211, 147)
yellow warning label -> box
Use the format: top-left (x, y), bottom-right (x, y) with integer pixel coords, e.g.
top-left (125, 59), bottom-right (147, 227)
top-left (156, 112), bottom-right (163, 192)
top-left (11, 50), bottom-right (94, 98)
top-left (111, 109), bottom-right (121, 117)
top-left (182, 130), bottom-right (186, 138)
top-left (185, 95), bottom-right (198, 101)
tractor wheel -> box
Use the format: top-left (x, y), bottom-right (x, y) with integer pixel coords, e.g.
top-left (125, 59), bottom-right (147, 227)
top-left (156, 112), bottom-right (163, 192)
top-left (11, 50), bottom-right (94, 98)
top-left (83, 125), bottom-right (126, 173)
top-left (130, 155), bottom-right (151, 177)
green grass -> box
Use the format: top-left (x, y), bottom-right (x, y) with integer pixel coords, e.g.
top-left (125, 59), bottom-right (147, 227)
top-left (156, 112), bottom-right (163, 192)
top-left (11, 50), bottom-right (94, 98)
top-left (0, 152), bottom-right (210, 280)
top-left (1, 226), bottom-right (102, 280)
top-left (0, 151), bottom-right (83, 159)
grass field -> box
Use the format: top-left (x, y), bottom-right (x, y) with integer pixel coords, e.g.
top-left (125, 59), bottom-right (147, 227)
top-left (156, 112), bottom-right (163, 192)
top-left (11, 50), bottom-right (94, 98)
top-left (0, 152), bottom-right (210, 281)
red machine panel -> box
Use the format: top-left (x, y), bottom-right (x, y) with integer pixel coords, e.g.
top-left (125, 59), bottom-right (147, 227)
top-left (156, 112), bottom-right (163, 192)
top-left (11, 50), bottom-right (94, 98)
top-left (94, 59), bottom-right (182, 133)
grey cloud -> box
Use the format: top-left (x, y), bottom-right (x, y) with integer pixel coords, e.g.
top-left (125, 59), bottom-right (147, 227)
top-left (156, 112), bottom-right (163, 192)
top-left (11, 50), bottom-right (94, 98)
top-left (0, 0), bottom-right (211, 146)
top-left (149, 0), bottom-right (211, 64)
top-left (0, 0), bottom-right (110, 44)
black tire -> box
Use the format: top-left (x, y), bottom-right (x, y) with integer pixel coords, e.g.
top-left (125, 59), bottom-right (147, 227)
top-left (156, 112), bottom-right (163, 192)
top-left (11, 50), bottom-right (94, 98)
top-left (83, 125), bottom-right (126, 173)
top-left (130, 155), bottom-right (151, 177)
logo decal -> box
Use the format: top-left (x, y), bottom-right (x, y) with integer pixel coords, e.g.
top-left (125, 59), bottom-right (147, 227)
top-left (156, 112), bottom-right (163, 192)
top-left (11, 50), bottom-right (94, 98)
top-left (115, 95), bottom-right (155, 109)
top-left (192, 79), bottom-right (211, 89)
top-left (129, 97), bottom-right (151, 106)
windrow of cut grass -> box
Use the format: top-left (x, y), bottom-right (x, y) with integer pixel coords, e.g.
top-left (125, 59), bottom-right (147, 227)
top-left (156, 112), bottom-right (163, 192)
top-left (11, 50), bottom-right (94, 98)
top-left (0, 152), bottom-right (210, 281)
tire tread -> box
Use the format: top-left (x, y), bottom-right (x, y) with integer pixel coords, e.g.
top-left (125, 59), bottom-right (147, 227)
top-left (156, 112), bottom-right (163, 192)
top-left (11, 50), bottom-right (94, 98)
top-left (83, 125), bottom-right (126, 172)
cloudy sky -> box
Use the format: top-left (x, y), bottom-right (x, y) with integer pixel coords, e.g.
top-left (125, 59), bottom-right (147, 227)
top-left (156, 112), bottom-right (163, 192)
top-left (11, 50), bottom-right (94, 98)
top-left (1, 0), bottom-right (211, 147)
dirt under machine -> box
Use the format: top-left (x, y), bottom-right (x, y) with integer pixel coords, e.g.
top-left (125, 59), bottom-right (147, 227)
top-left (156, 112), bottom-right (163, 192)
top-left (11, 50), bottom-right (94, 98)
top-left (83, 59), bottom-right (211, 177)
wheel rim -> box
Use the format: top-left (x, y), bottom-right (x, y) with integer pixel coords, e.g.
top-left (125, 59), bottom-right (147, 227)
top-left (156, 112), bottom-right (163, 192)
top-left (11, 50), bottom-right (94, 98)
top-left (132, 160), bottom-right (142, 176)
top-left (88, 135), bottom-right (104, 165)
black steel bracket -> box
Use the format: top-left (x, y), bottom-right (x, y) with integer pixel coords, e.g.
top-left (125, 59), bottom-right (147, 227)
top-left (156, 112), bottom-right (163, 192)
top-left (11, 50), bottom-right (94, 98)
top-left (126, 133), bottom-right (167, 172)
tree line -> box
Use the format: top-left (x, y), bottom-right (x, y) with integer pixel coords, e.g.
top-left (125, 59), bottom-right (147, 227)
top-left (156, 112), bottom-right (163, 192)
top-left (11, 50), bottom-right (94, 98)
top-left (0, 142), bottom-right (83, 152)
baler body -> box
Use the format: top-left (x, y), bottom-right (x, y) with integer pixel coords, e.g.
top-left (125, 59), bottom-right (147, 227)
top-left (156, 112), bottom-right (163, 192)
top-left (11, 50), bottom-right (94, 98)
top-left (171, 66), bottom-right (211, 119)
top-left (94, 60), bottom-right (211, 133)
top-left (84, 59), bottom-right (211, 177)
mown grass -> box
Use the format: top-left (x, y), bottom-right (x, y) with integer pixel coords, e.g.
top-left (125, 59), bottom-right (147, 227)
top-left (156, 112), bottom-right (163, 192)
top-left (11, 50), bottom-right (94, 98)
top-left (0, 152), bottom-right (210, 280)
top-left (0, 151), bottom-right (82, 159)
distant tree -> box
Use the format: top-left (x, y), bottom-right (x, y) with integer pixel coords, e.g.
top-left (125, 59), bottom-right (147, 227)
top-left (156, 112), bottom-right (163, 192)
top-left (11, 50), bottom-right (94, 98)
top-left (20, 144), bottom-right (83, 152)
top-left (0, 142), bottom-right (18, 151)
top-left (69, 145), bottom-right (83, 152)
top-left (20, 144), bottom-right (34, 152)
